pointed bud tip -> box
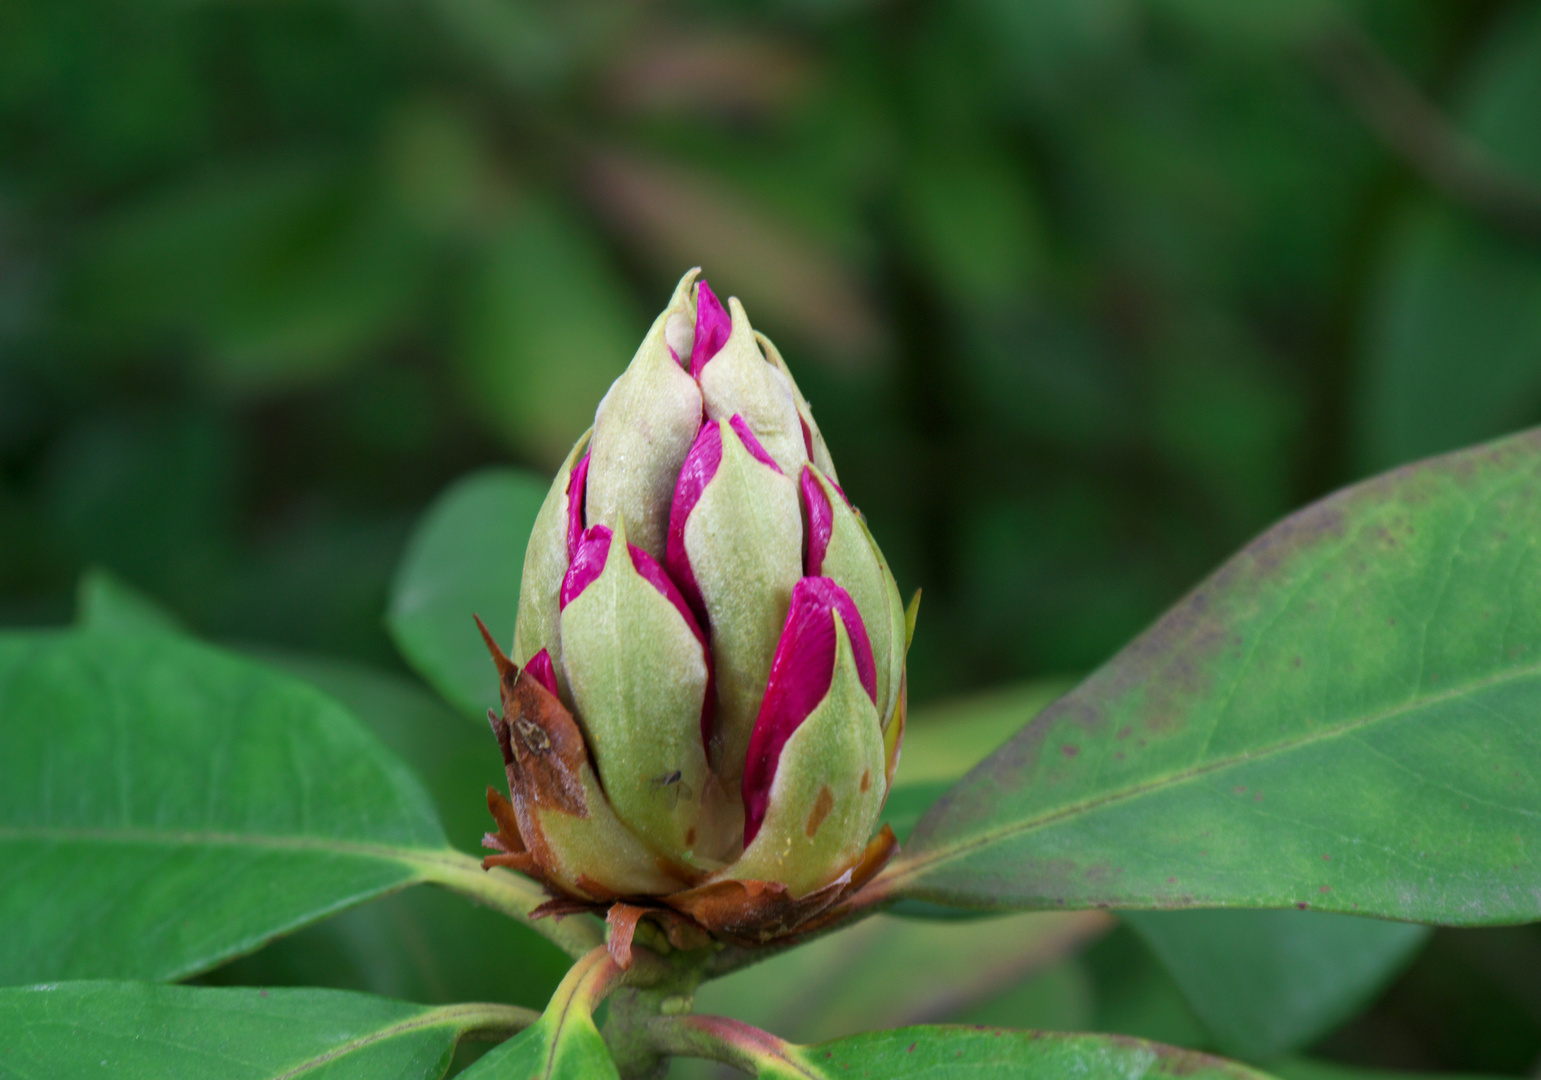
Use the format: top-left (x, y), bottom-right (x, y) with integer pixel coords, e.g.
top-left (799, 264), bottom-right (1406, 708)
top-left (690, 280), bottom-right (732, 379)
top-left (474, 614), bottom-right (516, 680)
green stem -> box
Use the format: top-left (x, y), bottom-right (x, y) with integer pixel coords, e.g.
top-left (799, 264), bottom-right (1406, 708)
top-left (440, 1001), bottom-right (543, 1041)
top-left (601, 949), bottom-right (711, 1080)
top-left (411, 850), bottom-right (604, 958)
top-left (645, 1015), bottom-right (818, 1079)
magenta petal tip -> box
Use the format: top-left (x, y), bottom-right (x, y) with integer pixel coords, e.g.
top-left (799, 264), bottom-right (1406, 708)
top-left (800, 466), bottom-right (832, 576)
top-left (730, 414), bottom-right (781, 474)
top-left (666, 421), bottom-right (720, 627)
top-left (689, 280), bottom-right (732, 379)
top-left (740, 577), bottom-right (876, 844)
top-left (560, 524), bottom-right (612, 609)
top-left (525, 648), bottom-right (560, 697)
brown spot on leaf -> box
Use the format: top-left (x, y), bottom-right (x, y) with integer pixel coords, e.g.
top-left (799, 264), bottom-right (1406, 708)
top-left (806, 785), bottom-right (835, 838)
top-left (860, 769), bottom-right (871, 792)
top-left (1062, 744), bottom-right (1079, 757)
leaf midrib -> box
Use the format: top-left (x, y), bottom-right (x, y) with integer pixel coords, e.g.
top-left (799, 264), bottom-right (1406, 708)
top-left (269, 1001), bottom-right (517, 1080)
top-left (0, 824), bottom-right (464, 872)
top-left (886, 650), bottom-right (1541, 887)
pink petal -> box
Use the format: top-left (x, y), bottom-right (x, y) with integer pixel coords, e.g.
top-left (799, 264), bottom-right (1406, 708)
top-left (729, 414), bottom-right (782, 474)
top-left (666, 421), bottom-right (721, 627)
top-left (741, 577), bottom-right (876, 844)
top-left (628, 543), bottom-right (708, 649)
top-left (800, 466), bottom-right (832, 576)
top-left (560, 524), bottom-right (611, 609)
top-left (627, 541), bottom-right (716, 748)
top-left (525, 648), bottom-right (559, 697)
top-left (800, 415), bottom-right (815, 461)
top-left (689, 280), bottom-right (732, 379)
top-left (566, 451), bottom-right (591, 561)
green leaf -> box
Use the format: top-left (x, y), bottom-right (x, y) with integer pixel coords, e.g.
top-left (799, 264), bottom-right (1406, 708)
top-left (70, 571), bottom-right (590, 992)
top-left (0, 629), bottom-right (559, 985)
top-left (1122, 909), bottom-right (1428, 1060)
top-left (0, 981), bottom-right (531, 1079)
top-left (693, 910), bottom-right (1109, 1046)
top-left (77, 565), bottom-right (189, 636)
top-left (1270, 1058), bottom-right (1511, 1080)
top-left (794, 1027), bottom-right (1272, 1080)
top-left (685, 1022), bottom-right (1276, 1080)
top-left (204, 650), bottom-right (574, 1009)
top-left (457, 948), bottom-right (620, 1079)
top-left (1356, 5), bottom-right (1541, 472)
top-left (883, 428), bottom-right (1541, 925)
top-left (387, 469), bottom-right (548, 721)
top-left (884, 679), bottom-right (1072, 845)
top-left (456, 201), bottom-right (642, 466)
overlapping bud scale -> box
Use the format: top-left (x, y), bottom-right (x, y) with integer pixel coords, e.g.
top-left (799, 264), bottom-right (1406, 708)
top-left (486, 269), bottom-right (911, 946)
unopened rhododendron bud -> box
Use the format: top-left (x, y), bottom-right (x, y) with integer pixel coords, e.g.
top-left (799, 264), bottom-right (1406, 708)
top-left (482, 269), bottom-right (912, 949)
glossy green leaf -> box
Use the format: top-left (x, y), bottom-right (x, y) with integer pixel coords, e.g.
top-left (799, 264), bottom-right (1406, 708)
top-left (0, 629), bottom-right (557, 985)
top-left (71, 572), bottom-right (586, 997)
top-left (885, 428), bottom-right (1541, 924)
top-left (204, 651), bottom-right (574, 1008)
top-left (387, 468), bottom-right (548, 721)
top-left (681, 1022), bottom-right (1276, 1080)
top-left (0, 981), bottom-right (531, 1079)
top-left (1356, 5), bottom-right (1541, 472)
top-left (457, 949), bottom-right (620, 1080)
top-left (1123, 910), bottom-right (1428, 1060)
top-left (884, 679), bottom-right (1072, 844)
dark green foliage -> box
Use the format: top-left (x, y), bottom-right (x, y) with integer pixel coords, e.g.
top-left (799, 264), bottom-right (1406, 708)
top-left (3, 1), bottom-right (1541, 1077)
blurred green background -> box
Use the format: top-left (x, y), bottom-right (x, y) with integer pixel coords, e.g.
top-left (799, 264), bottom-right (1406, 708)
top-left (4, 0), bottom-right (1541, 1074)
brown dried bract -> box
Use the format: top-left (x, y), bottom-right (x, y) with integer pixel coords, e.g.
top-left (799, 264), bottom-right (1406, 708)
top-left (666, 825), bottom-right (899, 944)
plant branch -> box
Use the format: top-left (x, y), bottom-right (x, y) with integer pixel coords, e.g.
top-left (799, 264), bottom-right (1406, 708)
top-left (1311, 23), bottom-right (1541, 241)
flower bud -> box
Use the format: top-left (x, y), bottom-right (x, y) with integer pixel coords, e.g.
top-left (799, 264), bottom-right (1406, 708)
top-left (488, 270), bottom-right (910, 946)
